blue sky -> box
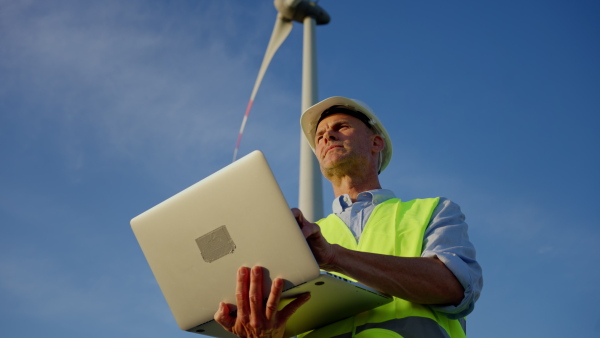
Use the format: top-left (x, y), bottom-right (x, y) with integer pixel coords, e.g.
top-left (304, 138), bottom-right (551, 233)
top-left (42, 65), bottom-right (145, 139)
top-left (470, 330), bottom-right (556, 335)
top-left (1, 0), bottom-right (599, 337)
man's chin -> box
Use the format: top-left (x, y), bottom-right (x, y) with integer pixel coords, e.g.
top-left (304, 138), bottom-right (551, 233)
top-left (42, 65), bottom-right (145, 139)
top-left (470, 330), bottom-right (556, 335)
top-left (320, 154), bottom-right (345, 168)
top-left (320, 157), bottom-right (354, 173)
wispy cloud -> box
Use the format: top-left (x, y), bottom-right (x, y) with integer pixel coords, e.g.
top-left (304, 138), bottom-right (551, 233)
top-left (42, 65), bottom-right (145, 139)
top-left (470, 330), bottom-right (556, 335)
top-left (1, 0), bottom-right (299, 182)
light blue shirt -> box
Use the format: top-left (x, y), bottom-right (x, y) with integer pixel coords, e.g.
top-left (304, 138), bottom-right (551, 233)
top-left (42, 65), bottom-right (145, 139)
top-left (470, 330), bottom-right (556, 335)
top-left (332, 189), bottom-right (483, 319)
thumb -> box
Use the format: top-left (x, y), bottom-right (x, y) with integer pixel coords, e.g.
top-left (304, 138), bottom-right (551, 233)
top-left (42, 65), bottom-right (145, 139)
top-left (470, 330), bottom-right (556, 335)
top-left (214, 302), bottom-right (236, 331)
top-left (277, 293), bottom-right (311, 325)
top-left (291, 208), bottom-right (306, 227)
top-left (291, 208), bottom-right (321, 238)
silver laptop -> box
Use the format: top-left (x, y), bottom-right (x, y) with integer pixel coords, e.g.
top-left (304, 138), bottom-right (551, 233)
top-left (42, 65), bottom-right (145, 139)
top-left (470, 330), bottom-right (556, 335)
top-left (130, 150), bottom-right (392, 337)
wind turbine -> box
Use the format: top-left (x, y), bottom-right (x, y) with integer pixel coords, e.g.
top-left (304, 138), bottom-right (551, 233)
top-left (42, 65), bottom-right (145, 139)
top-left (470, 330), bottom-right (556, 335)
top-left (233, 0), bottom-right (330, 222)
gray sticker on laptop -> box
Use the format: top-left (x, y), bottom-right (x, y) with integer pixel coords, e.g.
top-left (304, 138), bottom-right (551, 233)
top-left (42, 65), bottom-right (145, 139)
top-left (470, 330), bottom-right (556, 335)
top-left (196, 225), bottom-right (236, 263)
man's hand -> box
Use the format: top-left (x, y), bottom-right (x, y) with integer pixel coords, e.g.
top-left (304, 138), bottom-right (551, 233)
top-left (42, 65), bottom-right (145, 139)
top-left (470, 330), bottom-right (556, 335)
top-left (291, 208), bottom-right (337, 270)
top-left (214, 266), bottom-right (310, 338)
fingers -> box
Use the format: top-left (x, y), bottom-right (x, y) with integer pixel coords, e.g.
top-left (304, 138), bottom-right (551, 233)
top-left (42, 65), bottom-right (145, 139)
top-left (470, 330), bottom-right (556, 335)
top-left (249, 266), bottom-right (265, 328)
top-left (291, 208), bottom-right (319, 238)
top-left (233, 266), bottom-right (282, 328)
top-left (217, 265), bottom-right (309, 336)
top-left (291, 208), bottom-right (304, 227)
top-left (265, 278), bottom-right (284, 321)
top-left (291, 208), bottom-right (336, 268)
top-left (235, 266), bottom-right (251, 323)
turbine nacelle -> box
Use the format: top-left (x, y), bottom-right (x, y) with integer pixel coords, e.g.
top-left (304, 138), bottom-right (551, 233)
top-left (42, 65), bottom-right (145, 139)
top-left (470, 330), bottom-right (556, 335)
top-left (274, 0), bottom-right (330, 25)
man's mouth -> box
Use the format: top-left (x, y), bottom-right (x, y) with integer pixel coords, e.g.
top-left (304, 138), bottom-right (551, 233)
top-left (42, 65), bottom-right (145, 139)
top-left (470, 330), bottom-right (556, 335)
top-left (323, 144), bottom-right (343, 157)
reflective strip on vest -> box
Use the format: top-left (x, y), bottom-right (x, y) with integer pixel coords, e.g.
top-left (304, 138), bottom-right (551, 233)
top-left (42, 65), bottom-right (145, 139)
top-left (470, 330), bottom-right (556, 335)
top-left (301, 198), bottom-right (467, 338)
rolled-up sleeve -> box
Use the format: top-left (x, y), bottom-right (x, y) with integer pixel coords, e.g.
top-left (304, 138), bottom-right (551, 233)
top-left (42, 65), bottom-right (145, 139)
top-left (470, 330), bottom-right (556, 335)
top-left (421, 197), bottom-right (483, 319)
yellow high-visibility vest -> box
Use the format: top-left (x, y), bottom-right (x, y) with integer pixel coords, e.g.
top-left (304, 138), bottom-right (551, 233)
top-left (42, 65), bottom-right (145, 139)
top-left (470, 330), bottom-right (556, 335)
top-left (300, 198), bottom-right (466, 338)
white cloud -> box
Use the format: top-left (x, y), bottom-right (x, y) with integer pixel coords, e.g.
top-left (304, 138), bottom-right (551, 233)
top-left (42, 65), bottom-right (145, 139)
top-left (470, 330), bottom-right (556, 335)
top-left (1, 0), bottom-right (304, 185)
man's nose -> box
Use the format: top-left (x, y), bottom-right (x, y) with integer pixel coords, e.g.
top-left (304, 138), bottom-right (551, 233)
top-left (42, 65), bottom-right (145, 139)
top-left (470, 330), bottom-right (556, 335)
top-left (323, 130), bottom-right (336, 142)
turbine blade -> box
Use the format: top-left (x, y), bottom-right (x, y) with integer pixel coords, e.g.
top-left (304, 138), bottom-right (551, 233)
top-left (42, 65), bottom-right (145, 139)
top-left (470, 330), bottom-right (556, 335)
top-left (233, 14), bottom-right (293, 161)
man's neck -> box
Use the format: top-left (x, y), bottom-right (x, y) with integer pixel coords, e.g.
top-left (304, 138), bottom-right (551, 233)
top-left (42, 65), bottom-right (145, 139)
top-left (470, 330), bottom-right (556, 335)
top-left (330, 175), bottom-right (382, 202)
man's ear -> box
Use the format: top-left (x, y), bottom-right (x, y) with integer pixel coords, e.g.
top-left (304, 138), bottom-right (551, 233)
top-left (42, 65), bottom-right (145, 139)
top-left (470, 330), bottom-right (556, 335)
top-left (371, 134), bottom-right (385, 153)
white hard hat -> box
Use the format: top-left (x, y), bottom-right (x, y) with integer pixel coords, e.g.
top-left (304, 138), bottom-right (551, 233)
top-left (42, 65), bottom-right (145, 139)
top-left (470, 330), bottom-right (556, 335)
top-left (300, 96), bottom-right (392, 173)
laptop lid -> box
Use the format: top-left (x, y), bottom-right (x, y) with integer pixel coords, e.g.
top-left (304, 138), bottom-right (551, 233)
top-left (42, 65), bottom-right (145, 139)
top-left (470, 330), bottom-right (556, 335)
top-left (131, 151), bottom-right (391, 337)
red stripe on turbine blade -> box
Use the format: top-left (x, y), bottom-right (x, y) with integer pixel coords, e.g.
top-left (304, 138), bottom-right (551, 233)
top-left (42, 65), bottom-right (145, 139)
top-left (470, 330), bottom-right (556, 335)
top-left (233, 99), bottom-right (254, 161)
top-left (243, 99), bottom-right (254, 118)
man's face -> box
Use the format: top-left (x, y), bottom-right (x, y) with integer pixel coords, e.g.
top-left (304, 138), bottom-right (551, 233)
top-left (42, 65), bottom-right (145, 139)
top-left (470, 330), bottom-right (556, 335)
top-left (315, 113), bottom-right (380, 175)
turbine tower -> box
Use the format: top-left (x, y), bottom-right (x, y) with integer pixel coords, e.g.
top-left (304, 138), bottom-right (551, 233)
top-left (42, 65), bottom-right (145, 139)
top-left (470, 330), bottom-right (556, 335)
top-left (233, 0), bottom-right (330, 222)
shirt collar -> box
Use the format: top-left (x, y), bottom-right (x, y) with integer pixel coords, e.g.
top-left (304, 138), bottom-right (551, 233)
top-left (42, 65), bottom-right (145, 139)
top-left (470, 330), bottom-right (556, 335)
top-left (332, 189), bottom-right (396, 214)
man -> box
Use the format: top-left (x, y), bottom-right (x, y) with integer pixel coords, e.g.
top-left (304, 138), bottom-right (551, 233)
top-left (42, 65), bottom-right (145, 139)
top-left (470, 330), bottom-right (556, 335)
top-left (215, 97), bottom-right (483, 338)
